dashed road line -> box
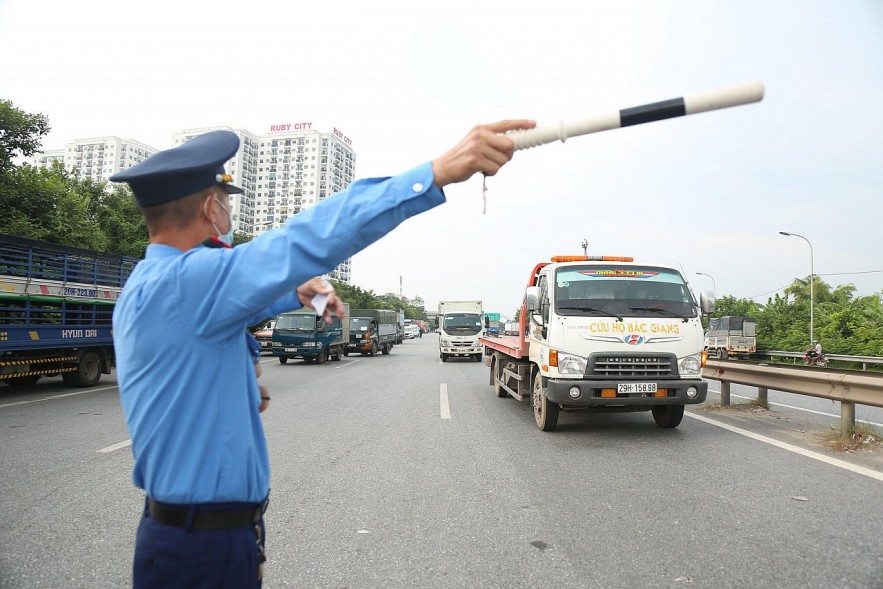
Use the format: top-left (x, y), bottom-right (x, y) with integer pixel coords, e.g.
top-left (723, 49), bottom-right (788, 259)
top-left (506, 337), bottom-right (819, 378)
top-left (440, 383), bottom-right (451, 419)
top-left (0, 384), bottom-right (119, 409)
top-left (98, 439), bottom-right (132, 453)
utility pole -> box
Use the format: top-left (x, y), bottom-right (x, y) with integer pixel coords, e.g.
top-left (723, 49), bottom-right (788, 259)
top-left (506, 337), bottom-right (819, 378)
top-left (581, 238), bottom-right (588, 257)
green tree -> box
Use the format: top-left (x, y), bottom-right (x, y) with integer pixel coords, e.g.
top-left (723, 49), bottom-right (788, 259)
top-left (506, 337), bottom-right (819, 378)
top-left (0, 162), bottom-right (104, 248)
top-left (0, 99), bottom-right (50, 172)
top-left (91, 185), bottom-right (149, 258)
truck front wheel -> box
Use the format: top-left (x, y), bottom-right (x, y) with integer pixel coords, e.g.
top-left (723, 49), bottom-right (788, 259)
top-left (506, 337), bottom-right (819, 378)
top-left (279, 356), bottom-right (288, 364)
top-left (532, 372), bottom-right (559, 431)
top-left (652, 405), bottom-right (685, 428)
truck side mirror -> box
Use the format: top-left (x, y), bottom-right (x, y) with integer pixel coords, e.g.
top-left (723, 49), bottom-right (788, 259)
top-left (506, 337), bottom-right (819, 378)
top-left (525, 286), bottom-right (540, 311)
top-left (700, 290), bottom-right (716, 315)
top-left (316, 316), bottom-right (325, 332)
top-left (484, 316), bottom-right (490, 328)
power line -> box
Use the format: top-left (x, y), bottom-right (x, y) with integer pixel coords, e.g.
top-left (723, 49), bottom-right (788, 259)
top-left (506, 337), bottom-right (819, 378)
top-left (746, 270), bottom-right (882, 300)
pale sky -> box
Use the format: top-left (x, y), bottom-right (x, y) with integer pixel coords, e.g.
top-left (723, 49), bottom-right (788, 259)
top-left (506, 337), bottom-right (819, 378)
top-left (2, 0), bottom-right (881, 319)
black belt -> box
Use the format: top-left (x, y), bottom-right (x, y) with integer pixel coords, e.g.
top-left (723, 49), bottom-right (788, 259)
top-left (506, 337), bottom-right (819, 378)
top-left (147, 498), bottom-right (267, 530)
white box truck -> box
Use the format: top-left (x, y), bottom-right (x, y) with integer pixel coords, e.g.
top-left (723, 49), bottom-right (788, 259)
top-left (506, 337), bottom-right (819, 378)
top-left (438, 300), bottom-right (483, 362)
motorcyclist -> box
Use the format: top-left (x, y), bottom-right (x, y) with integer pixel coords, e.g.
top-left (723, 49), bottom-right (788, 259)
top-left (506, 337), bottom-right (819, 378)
top-left (804, 340), bottom-right (825, 366)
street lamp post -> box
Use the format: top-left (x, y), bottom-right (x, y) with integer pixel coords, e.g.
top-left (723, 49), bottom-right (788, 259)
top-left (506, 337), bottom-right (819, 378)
top-left (695, 272), bottom-right (716, 296)
top-left (779, 231), bottom-right (814, 344)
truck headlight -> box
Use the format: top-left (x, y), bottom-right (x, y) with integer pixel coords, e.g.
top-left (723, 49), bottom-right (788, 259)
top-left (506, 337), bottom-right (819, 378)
top-left (441, 339), bottom-right (451, 346)
top-left (557, 353), bottom-right (587, 375)
top-left (679, 354), bottom-right (702, 376)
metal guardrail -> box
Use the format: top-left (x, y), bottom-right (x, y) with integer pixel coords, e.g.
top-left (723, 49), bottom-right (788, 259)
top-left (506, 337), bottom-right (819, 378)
top-left (758, 350), bottom-right (883, 370)
top-left (702, 359), bottom-right (883, 430)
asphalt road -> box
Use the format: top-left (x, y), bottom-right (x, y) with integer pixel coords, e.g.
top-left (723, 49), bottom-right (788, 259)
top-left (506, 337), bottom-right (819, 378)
top-left (0, 336), bottom-right (881, 588)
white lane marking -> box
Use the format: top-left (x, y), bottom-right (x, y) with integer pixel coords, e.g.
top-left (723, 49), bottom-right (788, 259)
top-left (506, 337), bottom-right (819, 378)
top-left (440, 383), bottom-right (451, 419)
top-left (0, 384), bottom-right (119, 409)
top-left (334, 359), bottom-right (361, 368)
top-left (684, 412), bottom-right (883, 482)
top-left (98, 439), bottom-right (132, 453)
top-left (708, 388), bottom-right (883, 428)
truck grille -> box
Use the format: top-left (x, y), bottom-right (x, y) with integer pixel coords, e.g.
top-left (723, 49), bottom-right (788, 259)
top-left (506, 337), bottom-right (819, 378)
top-left (589, 354), bottom-right (675, 377)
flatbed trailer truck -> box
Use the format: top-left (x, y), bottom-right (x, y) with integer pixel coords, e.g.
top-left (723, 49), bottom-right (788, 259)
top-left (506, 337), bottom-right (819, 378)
top-left (0, 233), bottom-right (138, 387)
top-left (481, 255), bottom-right (713, 431)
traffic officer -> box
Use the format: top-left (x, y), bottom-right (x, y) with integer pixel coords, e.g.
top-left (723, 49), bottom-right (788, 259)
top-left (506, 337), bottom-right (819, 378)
top-left (110, 119), bottom-right (534, 588)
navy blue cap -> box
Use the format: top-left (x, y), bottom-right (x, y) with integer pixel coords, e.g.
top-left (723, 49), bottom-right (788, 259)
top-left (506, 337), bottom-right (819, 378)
top-left (110, 130), bottom-right (243, 207)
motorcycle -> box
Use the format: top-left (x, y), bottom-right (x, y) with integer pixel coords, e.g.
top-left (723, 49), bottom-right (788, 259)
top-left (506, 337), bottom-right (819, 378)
top-left (802, 349), bottom-right (828, 367)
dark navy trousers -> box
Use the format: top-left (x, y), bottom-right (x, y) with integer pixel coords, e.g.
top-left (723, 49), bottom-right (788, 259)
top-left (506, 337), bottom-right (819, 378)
top-left (133, 501), bottom-right (266, 589)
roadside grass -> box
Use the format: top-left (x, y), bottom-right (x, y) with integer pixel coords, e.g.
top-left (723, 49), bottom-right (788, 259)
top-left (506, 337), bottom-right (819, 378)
top-left (700, 399), bottom-right (770, 412)
top-left (821, 423), bottom-right (883, 453)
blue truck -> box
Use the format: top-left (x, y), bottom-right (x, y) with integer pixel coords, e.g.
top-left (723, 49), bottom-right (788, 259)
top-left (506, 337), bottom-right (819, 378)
top-left (0, 233), bottom-right (138, 387)
top-left (272, 303), bottom-right (350, 364)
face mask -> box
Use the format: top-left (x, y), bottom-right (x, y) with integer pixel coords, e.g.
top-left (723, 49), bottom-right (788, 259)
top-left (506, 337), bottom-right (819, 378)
top-left (207, 195), bottom-right (234, 246)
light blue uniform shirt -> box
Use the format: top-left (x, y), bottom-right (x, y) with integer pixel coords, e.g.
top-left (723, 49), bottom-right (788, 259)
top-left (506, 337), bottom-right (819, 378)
top-left (114, 163), bottom-right (444, 503)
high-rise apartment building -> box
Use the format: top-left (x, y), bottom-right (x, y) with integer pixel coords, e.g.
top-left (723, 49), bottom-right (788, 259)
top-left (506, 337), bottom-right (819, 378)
top-left (31, 136), bottom-right (158, 184)
top-left (32, 124), bottom-right (356, 283)
top-left (172, 127), bottom-right (260, 239)
top-left (254, 123), bottom-right (356, 283)
top-left (173, 123), bottom-right (356, 283)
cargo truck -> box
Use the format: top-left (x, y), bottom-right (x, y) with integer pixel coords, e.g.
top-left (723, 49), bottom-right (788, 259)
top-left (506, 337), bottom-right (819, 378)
top-left (481, 255), bottom-right (713, 431)
top-left (272, 303), bottom-right (350, 364)
top-left (438, 300), bottom-right (483, 362)
top-left (704, 316), bottom-right (756, 360)
top-left (395, 310), bottom-right (405, 344)
top-left (0, 233), bottom-right (138, 387)
top-left (347, 308), bottom-right (398, 356)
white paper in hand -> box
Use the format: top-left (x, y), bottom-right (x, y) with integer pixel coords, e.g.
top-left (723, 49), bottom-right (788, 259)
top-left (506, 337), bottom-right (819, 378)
top-left (311, 279), bottom-right (332, 316)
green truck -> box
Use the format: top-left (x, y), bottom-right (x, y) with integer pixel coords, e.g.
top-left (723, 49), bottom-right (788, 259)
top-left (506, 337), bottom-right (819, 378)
top-left (347, 308), bottom-right (398, 356)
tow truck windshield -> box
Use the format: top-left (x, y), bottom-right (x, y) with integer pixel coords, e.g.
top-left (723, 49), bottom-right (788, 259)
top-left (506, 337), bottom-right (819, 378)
top-left (554, 265), bottom-right (697, 319)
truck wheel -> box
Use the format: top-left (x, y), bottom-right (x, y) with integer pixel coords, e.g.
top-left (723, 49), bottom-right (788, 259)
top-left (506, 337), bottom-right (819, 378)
top-left (441, 353), bottom-right (448, 363)
top-left (69, 351), bottom-right (101, 387)
top-left (343, 348), bottom-right (349, 357)
top-left (652, 405), bottom-right (685, 428)
top-left (382, 344), bottom-right (390, 355)
top-left (332, 346), bottom-right (342, 361)
top-left (369, 342), bottom-right (378, 357)
top-left (493, 357), bottom-right (507, 398)
top-left (279, 356), bottom-right (288, 365)
top-left (316, 349), bottom-right (328, 364)
top-left (532, 372), bottom-right (559, 431)
top-left (474, 353), bottom-right (482, 362)
top-left (4, 375), bottom-right (41, 386)
top-left (718, 348), bottom-right (728, 360)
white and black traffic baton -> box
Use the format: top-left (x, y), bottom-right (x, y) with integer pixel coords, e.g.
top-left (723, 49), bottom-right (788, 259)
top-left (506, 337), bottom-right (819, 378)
top-left (508, 80), bottom-right (764, 150)
top-left (482, 80), bottom-right (765, 211)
